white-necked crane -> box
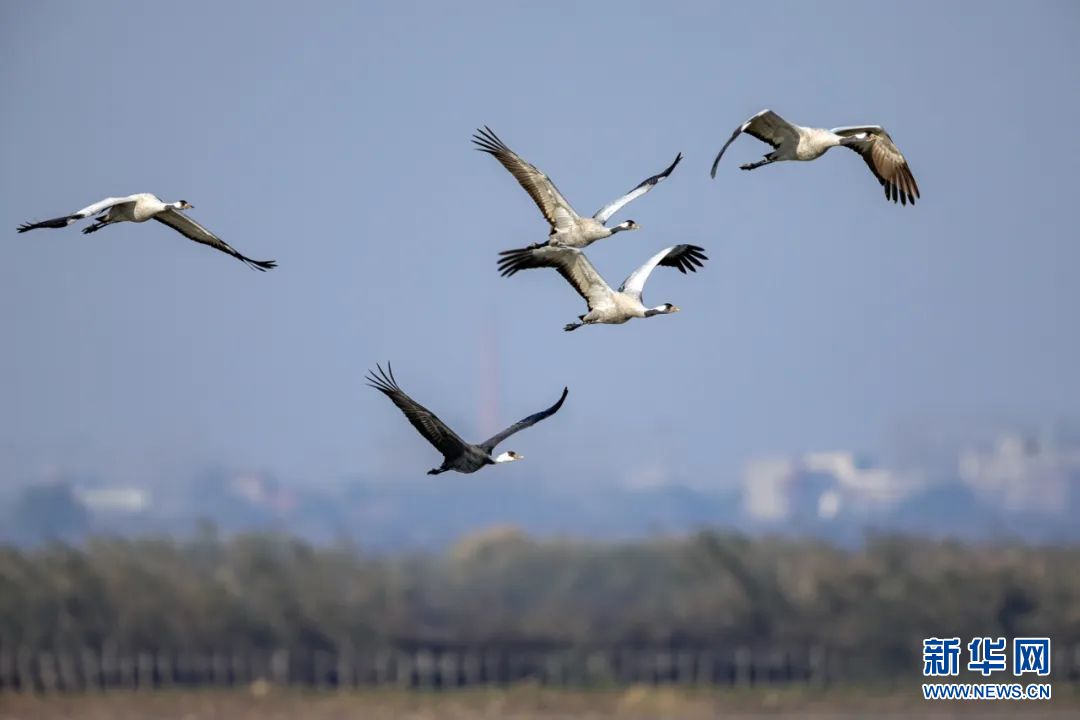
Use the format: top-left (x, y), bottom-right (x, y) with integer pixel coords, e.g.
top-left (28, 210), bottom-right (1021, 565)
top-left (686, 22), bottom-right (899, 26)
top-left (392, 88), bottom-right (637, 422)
top-left (710, 109), bottom-right (919, 205)
top-left (474, 126), bottom-right (682, 251)
top-left (367, 364), bottom-right (568, 475)
top-left (497, 244), bottom-right (707, 331)
top-left (18, 193), bottom-right (277, 270)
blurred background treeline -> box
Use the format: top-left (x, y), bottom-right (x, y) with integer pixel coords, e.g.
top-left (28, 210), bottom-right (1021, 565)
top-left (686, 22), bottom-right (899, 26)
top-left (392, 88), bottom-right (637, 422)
top-left (2, 526), bottom-right (1077, 683)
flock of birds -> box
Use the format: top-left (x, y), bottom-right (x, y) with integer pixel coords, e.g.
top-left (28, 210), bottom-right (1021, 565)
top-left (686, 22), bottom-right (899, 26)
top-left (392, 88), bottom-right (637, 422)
top-left (17, 110), bottom-right (918, 476)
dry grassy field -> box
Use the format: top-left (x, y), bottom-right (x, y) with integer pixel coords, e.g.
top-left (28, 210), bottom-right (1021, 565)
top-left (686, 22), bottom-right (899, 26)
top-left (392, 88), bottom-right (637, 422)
top-left (2, 685), bottom-right (1078, 720)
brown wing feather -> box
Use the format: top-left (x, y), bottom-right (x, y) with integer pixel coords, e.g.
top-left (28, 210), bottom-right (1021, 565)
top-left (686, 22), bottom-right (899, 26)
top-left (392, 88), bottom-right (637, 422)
top-left (834, 128), bottom-right (920, 206)
top-left (866, 137), bottom-right (920, 206)
top-left (742, 110), bottom-right (792, 148)
top-left (366, 364), bottom-right (469, 460)
top-left (496, 245), bottom-right (610, 310)
top-left (473, 127), bottom-right (579, 231)
top-left (711, 109), bottom-right (798, 178)
top-left (154, 210), bottom-right (276, 270)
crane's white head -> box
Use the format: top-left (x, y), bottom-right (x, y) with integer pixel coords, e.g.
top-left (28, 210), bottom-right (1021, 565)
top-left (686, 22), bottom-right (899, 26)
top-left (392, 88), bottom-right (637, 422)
top-left (644, 303), bottom-right (679, 317)
top-left (494, 450), bottom-right (524, 464)
top-left (173, 200), bottom-right (194, 210)
top-left (612, 220), bottom-right (640, 233)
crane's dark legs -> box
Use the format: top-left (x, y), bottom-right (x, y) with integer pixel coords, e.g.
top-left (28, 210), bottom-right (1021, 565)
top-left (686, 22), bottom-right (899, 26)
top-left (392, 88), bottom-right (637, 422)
top-left (81, 217), bottom-right (113, 235)
top-left (427, 467), bottom-right (447, 475)
top-left (564, 314), bottom-right (587, 332)
top-left (740, 156), bottom-right (775, 171)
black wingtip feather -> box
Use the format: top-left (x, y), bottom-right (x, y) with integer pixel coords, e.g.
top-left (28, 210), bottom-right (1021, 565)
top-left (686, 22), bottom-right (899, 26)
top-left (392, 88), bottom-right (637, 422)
top-left (660, 152), bottom-right (683, 178)
top-left (241, 257), bottom-right (277, 271)
top-left (659, 244), bottom-right (708, 275)
top-left (17, 215), bottom-right (75, 233)
top-left (472, 126), bottom-right (510, 156)
top-left (496, 245), bottom-right (538, 277)
top-left (366, 362), bottom-right (401, 397)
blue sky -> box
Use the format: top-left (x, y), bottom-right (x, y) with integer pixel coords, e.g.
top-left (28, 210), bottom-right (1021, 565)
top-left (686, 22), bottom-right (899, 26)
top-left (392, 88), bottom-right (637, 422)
top-left (1, 1), bottom-right (1077, 488)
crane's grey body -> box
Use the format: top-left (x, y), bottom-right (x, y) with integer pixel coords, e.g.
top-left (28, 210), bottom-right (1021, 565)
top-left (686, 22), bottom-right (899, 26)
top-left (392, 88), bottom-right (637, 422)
top-left (549, 216), bottom-right (621, 250)
top-left (497, 244), bottom-right (708, 331)
top-left (473, 127), bottom-right (681, 252)
top-left (366, 364), bottom-right (568, 475)
top-left (84, 193), bottom-right (165, 223)
top-left (787, 127), bottom-right (846, 161)
top-left (742, 124), bottom-right (847, 166)
top-left (586, 291), bottom-right (655, 326)
top-left (711, 109), bottom-right (920, 205)
top-left (435, 444), bottom-right (500, 475)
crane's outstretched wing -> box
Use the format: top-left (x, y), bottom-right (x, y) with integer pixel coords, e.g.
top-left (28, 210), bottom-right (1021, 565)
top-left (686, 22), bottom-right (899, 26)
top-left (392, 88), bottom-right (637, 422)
top-left (154, 209), bottom-right (276, 270)
top-left (479, 386), bottom-right (568, 453)
top-left (831, 125), bottom-right (920, 206)
top-left (592, 152), bottom-right (682, 224)
top-left (367, 364), bottom-right (470, 461)
top-left (710, 109), bottom-right (799, 177)
top-left (473, 126), bottom-right (580, 232)
top-left (619, 244), bottom-right (708, 302)
top-left (17, 196), bottom-right (138, 233)
top-left (497, 245), bottom-right (611, 311)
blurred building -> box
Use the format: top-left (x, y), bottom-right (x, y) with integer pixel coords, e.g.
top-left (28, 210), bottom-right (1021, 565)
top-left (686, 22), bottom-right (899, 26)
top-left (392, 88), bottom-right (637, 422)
top-left (740, 431), bottom-right (1080, 539)
top-left (741, 451), bottom-right (919, 524)
top-left (958, 432), bottom-right (1079, 516)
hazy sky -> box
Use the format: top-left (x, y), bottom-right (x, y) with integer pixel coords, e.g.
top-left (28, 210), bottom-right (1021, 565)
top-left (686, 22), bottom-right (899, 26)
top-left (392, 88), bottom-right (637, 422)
top-left (1, 1), bottom-right (1077, 489)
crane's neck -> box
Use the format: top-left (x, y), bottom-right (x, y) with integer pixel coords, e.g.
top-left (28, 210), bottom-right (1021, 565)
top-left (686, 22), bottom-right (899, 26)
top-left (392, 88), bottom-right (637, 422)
top-left (644, 304), bottom-right (677, 317)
